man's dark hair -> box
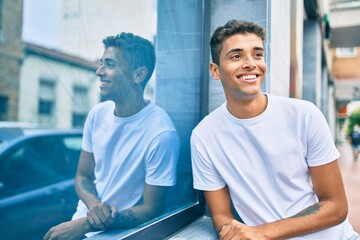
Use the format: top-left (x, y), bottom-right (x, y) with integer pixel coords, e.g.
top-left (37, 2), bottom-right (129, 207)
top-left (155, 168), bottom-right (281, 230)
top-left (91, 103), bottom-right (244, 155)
top-left (103, 32), bottom-right (156, 87)
top-left (210, 20), bottom-right (265, 66)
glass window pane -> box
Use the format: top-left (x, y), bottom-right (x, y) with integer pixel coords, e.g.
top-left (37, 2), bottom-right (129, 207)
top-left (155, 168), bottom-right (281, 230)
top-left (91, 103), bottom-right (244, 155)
top-left (2, 0), bottom-right (204, 238)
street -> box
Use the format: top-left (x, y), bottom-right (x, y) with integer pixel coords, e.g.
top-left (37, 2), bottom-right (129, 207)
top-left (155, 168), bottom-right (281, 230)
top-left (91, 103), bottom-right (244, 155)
top-left (337, 141), bottom-right (360, 233)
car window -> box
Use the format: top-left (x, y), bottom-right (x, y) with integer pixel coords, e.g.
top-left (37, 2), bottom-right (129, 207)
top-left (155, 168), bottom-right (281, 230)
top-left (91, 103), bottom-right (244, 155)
top-left (62, 135), bottom-right (82, 178)
top-left (0, 134), bottom-right (82, 198)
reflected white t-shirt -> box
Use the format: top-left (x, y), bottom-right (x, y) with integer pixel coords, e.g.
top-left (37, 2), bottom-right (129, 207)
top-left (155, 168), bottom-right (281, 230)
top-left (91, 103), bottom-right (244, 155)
top-left (73, 100), bottom-right (180, 227)
top-left (191, 94), bottom-right (359, 240)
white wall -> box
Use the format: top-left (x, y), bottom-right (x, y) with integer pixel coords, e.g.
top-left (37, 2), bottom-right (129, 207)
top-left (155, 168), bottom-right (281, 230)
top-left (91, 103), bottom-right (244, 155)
top-left (19, 55), bottom-right (98, 128)
top-left (268, 0), bottom-right (291, 96)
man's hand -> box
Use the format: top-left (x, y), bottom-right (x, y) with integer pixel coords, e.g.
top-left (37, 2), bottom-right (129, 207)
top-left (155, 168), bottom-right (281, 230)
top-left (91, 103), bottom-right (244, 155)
top-left (219, 219), bottom-right (267, 240)
top-left (43, 218), bottom-right (90, 240)
top-left (87, 202), bottom-right (118, 230)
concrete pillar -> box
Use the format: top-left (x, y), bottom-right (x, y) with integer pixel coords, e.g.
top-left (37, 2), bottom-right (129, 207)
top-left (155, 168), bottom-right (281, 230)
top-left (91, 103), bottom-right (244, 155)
top-left (303, 20), bottom-right (322, 106)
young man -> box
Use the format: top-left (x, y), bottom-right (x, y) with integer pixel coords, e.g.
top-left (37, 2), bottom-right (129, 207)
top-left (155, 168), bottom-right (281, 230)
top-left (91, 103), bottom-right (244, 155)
top-left (191, 20), bottom-right (359, 240)
top-left (44, 33), bottom-right (180, 240)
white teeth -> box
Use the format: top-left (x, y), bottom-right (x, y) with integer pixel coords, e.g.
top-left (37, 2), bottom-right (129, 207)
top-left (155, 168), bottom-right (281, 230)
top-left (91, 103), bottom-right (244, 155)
top-left (100, 81), bottom-right (111, 87)
top-left (240, 75), bottom-right (257, 80)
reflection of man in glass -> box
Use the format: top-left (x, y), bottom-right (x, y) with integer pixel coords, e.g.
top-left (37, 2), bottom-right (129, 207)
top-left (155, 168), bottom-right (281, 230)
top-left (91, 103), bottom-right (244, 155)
top-left (44, 33), bottom-right (180, 239)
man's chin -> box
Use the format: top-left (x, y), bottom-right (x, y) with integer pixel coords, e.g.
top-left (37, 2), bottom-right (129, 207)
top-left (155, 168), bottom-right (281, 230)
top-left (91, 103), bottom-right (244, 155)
top-left (100, 93), bottom-right (111, 102)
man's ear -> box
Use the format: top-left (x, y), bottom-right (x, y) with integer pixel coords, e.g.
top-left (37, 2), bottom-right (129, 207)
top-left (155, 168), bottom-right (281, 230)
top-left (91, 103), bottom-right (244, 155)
top-left (210, 62), bottom-right (220, 80)
top-left (133, 66), bottom-right (148, 84)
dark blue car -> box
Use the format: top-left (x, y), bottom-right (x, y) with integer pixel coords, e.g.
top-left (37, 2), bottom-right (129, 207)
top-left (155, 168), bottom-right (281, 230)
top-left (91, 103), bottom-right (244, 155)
top-left (0, 128), bottom-right (82, 240)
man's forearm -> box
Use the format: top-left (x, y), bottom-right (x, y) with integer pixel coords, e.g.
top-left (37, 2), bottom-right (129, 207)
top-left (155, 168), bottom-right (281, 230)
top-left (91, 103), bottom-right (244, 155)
top-left (214, 201), bottom-right (347, 240)
top-left (75, 176), bottom-right (101, 209)
top-left (109, 203), bottom-right (163, 229)
top-left (212, 214), bottom-right (235, 234)
top-left (44, 217), bottom-right (95, 240)
top-left (255, 201), bottom-right (347, 239)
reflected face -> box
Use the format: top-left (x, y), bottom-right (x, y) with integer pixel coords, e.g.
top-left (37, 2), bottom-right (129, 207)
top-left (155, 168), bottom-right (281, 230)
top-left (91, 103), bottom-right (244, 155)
top-left (96, 47), bottom-right (135, 101)
top-left (210, 33), bottom-right (266, 102)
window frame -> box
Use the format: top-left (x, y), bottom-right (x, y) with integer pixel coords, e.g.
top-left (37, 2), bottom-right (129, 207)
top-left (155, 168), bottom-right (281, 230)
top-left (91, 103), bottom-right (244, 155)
top-left (38, 79), bottom-right (56, 115)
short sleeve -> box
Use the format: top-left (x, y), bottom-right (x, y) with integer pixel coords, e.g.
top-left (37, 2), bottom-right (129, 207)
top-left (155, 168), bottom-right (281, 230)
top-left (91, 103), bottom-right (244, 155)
top-left (81, 110), bottom-right (93, 153)
top-left (145, 130), bottom-right (180, 186)
top-left (306, 104), bottom-right (340, 166)
top-left (190, 133), bottom-right (226, 191)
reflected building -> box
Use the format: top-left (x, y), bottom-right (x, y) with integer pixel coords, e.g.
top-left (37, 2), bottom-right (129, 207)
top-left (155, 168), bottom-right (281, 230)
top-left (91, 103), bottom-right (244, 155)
top-left (0, 0), bottom-right (23, 121)
top-left (0, 0), bottom-right (99, 128)
top-left (19, 43), bottom-right (98, 128)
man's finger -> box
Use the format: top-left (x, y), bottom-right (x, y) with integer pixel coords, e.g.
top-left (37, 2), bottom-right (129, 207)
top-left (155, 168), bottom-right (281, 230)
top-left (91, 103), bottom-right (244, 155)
top-left (87, 211), bottom-right (107, 230)
top-left (111, 206), bottom-right (118, 218)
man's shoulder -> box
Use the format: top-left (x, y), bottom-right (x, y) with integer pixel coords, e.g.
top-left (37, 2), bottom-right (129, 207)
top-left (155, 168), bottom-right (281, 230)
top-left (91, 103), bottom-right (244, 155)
top-left (145, 103), bottom-right (178, 133)
top-left (192, 103), bottom-right (225, 135)
top-left (268, 94), bottom-right (317, 114)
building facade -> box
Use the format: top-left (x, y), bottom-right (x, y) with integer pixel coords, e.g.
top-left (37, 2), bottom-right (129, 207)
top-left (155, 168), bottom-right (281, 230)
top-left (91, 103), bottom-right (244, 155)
top-left (19, 43), bottom-right (99, 128)
top-left (329, 0), bottom-right (360, 139)
top-left (0, 0), bottom-right (23, 121)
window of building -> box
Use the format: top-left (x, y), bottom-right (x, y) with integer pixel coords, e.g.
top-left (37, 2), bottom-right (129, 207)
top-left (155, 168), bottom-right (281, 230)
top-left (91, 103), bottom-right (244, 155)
top-left (72, 86), bottom-right (88, 128)
top-left (0, 95), bottom-right (8, 120)
top-left (38, 80), bottom-right (55, 115)
top-left (336, 47), bottom-right (358, 58)
top-left (72, 113), bottom-right (86, 128)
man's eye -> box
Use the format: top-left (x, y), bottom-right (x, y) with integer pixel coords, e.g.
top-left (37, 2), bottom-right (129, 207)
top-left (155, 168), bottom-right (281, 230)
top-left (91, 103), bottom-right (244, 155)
top-left (254, 52), bottom-right (264, 58)
top-left (106, 62), bottom-right (115, 67)
top-left (231, 54), bottom-right (241, 59)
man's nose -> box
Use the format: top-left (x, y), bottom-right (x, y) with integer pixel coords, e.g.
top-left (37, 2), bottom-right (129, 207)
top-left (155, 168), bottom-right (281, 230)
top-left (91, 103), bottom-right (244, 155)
top-left (96, 65), bottom-right (104, 76)
top-left (243, 57), bottom-right (256, 69)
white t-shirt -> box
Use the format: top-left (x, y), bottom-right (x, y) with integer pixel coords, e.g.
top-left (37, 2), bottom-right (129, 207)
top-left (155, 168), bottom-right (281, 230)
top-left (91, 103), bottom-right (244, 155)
top-left (73, 100), bottom-right (180, 220)
top-left (191, 94), bottom-right (359, 240)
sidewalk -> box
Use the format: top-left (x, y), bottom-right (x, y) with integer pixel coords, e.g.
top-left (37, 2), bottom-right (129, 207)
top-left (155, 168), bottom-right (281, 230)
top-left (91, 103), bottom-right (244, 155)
top-left (337, 141), bottom-right (360, 233)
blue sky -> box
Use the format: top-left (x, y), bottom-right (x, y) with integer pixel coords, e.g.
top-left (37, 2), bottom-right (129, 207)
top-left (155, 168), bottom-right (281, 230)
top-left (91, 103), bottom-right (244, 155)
top-left (22, 0), bottom-right (62, 49)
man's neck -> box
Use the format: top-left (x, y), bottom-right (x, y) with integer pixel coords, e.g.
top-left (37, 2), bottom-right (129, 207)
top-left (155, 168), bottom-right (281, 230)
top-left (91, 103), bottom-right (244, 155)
top-left (226, 93), bottom-right (268, 119)
top-left (114, 98), bottom-right (148, 117)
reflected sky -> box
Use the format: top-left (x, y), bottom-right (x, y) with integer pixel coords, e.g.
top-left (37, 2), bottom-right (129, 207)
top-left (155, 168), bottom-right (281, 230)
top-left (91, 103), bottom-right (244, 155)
top-left (22, 0), bottom-right (62, 48)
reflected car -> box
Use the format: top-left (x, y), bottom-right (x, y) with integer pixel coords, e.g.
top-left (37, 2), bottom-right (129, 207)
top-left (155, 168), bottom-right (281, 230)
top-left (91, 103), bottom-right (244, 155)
top-left (0, 128), bottom-right (83, 240)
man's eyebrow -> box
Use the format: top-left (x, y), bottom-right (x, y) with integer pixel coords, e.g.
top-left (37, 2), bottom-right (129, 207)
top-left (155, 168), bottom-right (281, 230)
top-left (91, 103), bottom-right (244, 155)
top-left (225, 47), bottom-right (264, 56)
top-left (101, 58), bottom-right (118, 64)
top-left (225, 48), bottom-right (242, 56)
top-left (254, 46), bottom-right (264, 51)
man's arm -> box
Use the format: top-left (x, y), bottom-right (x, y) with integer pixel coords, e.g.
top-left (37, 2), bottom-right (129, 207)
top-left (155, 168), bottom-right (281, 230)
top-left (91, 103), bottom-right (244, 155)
top-left (44, 171), bottom-right (168, 239)
top-left (43, 150), bottom-right (113, 240)
top-left (75, 150), bottom-right (100, 209)
top-left (206, 160), bottom-right (348, 240)
top-left (88, 183), bottom-right (168, 230)
top-left (74, 150), bottom-right (118, 229)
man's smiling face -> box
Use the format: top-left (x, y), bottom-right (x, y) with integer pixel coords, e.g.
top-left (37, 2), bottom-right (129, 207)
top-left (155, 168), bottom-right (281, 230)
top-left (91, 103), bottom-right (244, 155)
top-left (210, 33), bottom-right (267, 102)
top-left (96, 46), bottom-right (135, 102)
